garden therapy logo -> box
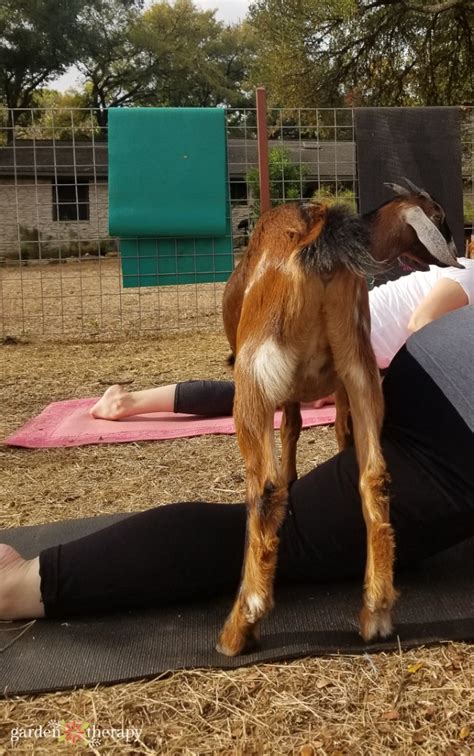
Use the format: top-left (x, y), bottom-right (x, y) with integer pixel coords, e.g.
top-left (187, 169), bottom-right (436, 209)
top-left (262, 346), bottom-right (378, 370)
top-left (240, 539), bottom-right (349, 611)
top-left (10, 719), bottom-right (142, 748)
top-left (57, 720), bottom-right (93, 746)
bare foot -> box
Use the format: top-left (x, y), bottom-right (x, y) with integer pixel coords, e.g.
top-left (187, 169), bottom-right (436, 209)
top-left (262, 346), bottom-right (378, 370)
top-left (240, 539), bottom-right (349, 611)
top-left (90, 384), bottom-right (133, 420)
top-left (0, 544), bottom-right (44, 620)
top-left (301, 394), bottom-right (335, 409)
top-left (313, 396), bottom-right (335, 409)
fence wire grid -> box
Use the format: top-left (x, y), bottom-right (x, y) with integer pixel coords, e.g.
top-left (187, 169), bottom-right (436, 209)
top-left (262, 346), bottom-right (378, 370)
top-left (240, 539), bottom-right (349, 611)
top-left (0, 106), bottom-right (473, 339)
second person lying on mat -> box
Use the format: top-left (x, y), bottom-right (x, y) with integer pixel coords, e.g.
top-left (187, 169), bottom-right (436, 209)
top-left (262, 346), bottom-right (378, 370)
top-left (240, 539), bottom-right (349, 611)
top-left (1, 308), bottom-right (473, 624)
top-left (90, 256), bottom-right (474, 421)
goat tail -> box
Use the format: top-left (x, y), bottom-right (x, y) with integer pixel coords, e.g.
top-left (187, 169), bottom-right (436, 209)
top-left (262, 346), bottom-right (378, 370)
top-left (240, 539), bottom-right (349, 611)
top-left (297, 202), bottom-right (379, 279)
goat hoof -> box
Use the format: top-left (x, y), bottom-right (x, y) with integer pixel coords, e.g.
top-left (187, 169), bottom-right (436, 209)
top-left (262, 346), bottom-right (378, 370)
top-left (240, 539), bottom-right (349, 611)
top-left (359, 605), bottom-right (394, 642)
top-left (216, 623), bottom-right (259, 657)
top-left (215, 640), bottom-right (242, 657)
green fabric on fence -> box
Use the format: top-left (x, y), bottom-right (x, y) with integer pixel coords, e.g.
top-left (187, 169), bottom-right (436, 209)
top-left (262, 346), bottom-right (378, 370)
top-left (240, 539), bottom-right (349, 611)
top-left (120, 231), bottom-right (233, 288)
top-left (108, 107), bottom-right (228, 237)
top-left (108, 107), bottom-right (233, 287)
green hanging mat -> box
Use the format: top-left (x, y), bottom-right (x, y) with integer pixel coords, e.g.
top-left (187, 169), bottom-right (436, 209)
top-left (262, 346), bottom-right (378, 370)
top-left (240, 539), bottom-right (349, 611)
top-left (108, 107), bottom-right (233, 287)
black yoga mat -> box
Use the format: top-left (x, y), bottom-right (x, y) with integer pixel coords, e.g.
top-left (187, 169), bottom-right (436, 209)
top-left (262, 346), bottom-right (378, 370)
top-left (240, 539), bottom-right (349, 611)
top-left (354, 107), bottom-right (465, 284)
top-left (1, 514), bottom-right (473, 697)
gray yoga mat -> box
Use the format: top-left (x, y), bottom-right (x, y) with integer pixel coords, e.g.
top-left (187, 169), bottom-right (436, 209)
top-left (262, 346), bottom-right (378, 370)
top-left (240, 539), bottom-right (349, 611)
top-left (354, 107), bottom-right (465, 284)
top-left (1, 514), bottom-right (473, 697)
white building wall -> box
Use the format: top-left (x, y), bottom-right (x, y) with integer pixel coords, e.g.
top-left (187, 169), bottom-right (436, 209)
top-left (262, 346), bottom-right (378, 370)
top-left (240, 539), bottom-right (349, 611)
top-left (0, 178), bottom-right (110, 259)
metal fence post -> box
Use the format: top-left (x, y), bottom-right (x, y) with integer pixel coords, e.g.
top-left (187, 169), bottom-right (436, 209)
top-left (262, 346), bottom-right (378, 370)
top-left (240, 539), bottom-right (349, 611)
top-left (256, 87), bottom-right (271, 215)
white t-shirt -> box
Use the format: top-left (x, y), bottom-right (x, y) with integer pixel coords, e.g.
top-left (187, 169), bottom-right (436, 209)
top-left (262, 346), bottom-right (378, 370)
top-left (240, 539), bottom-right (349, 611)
top-left (369, 257), bottom-right (474, 368)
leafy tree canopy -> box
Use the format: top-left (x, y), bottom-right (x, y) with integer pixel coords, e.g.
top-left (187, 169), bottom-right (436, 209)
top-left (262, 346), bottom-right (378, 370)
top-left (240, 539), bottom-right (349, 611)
top-left (249, 0), bottom-right (473, 106)
top-left (0, 0), bottom-right (89, 112)
top-left (72, 0), bottom-right (255, 124)
top-left (131, 0), bottom-right (255, 108)
top-left (247, 147), bottom-right (309, 218)
top-left (74, 0), bottom-right (150, 124)
top-left (0, 0), bottom-right (144, 136)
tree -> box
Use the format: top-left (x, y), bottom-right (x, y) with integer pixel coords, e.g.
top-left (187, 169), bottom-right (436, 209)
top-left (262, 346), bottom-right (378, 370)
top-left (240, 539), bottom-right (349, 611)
top-left (1, 0), bottom-right (256, 138)
top-left (248, 0), bottom-right (473, 107)
top-left (72, 0), bottom-right (255, 126)
top-left (132, 1), bottom-right (255, 108)
top-left (0, 1), bottom-right (146, 136)
top-left (13, 88), bottom-right (97, 140)
top-left (246, 147), bottom-right (309, 218)
top-left (74, 0), bottom-right (150, 128)
top-left (0, 0), bottom-right (96, 138)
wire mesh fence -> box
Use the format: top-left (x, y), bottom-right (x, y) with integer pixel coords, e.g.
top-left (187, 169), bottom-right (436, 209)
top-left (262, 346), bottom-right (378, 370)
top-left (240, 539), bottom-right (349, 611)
top-left (0, 106), bottom-right (472, 339)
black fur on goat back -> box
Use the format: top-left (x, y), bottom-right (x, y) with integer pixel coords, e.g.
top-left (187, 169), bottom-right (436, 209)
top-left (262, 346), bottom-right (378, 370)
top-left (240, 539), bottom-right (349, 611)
top-left (298, 202), bottom-right (377, 279)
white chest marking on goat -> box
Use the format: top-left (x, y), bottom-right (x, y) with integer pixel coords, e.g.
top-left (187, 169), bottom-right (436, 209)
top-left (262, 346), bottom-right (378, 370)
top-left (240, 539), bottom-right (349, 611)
top-left (250, 337), bottom-right (296, 404)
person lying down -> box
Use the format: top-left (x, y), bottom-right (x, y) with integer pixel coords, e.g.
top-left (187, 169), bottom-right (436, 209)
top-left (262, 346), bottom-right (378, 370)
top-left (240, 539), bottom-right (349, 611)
top-left (1, 308), bottom-right (473, 627)
top-left (90, 256), bottom-right (474, 421)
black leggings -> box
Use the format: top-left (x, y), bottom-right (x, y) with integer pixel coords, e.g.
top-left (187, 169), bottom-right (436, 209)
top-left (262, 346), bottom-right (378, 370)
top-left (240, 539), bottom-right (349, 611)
top-left (40, 347), bottom-right (474, 618)
top-left (174, 379), bottom-right (235, 416)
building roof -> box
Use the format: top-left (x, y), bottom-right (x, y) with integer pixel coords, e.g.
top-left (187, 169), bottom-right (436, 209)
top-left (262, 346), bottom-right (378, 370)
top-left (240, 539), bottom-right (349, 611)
top-left (228, 140), bottom-right (356, 180)
top-left (0, 139), bottom-right (356, 180)
top-left (0, 140), bottom-right (109, 179)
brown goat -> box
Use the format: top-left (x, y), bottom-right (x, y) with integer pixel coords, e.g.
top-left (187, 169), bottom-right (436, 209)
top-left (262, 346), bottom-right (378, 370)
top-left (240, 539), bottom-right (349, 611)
top-left (217, 181), bottom-right (462, 657)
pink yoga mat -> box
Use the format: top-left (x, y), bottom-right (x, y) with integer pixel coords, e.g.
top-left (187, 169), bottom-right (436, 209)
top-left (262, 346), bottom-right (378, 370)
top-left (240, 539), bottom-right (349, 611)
top-left (4, 399), bottom-right (336, 449)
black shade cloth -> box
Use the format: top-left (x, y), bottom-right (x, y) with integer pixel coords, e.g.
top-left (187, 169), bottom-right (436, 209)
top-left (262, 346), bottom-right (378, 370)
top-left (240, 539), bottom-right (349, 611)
top-left (354, 107), bottom-right (465, 284)
top-left (1, 514), bottom-right (473, 697)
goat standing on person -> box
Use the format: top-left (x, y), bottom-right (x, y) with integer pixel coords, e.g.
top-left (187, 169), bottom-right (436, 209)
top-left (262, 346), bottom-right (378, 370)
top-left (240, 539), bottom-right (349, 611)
top-left (217, 180), bottom-right (462, 657)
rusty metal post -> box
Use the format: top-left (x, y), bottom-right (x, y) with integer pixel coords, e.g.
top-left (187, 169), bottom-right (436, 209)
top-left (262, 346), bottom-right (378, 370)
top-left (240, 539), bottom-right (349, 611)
top-left (256, 87), bottom-right (271, 215)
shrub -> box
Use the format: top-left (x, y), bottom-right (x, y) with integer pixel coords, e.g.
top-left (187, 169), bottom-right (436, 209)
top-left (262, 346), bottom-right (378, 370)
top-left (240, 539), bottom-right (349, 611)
top-left (247, 147), bottom-right (309, 218)
top-left (311, 184), bottom-right (357, 211)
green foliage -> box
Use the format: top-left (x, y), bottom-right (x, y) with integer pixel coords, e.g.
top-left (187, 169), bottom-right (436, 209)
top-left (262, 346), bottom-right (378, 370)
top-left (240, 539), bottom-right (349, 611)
top-left (4, 89), bottom-right (96, 142)
top-left (12, 225), bottom-right (116, 261)
top-left (0, 2), bottom-right (93, 112)
top-left (66, 0), bottom-right (255, 124)
top-left (0, 1), bottom-right (144, 135)
top-left (312, 184), bottom-right (357, 211)
top-left (249, 0), bottom-right (473, 107)
top-left (464, 195), bottom-right (474, 223)
top-left (131, 1), bottom-right (255, 109)
top-left (74, 0), bottom-right (150, 125)
top-left (247, 147), bottom-right (309, 216)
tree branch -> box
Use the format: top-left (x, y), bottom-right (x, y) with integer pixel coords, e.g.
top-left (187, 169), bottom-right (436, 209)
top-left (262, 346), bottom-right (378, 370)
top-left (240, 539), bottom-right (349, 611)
top-left (405, 0), bottom-right (465, 11)
top-left (364, 0), bottom-right (465, 11)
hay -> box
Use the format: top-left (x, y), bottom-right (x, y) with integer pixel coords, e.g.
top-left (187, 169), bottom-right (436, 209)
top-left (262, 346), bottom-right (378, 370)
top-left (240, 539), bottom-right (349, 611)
top-left (0, 331), bottom-right (472, 753)
top-left (0, 649), bottom-right (472, 753)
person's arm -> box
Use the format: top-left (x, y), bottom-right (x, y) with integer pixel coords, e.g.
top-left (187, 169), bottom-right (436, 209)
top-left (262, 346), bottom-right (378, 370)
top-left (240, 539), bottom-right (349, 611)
top-left (407, 278), bottom-right (469, 333)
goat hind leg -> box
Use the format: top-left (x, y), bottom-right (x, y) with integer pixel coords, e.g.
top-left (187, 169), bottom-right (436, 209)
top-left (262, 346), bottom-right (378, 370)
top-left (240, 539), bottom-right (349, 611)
top-left (216, 408), bottom-right (287, 657)
top-left (344, 376), bottom-right (398, 641)
top-left (280, 401), bottom-right (302, 484)
top-left (334, 385), bottom-right (353, 451)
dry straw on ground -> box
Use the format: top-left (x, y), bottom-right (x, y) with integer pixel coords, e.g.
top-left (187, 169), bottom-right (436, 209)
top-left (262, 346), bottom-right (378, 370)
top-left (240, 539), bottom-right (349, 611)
top-left (1, 322), bottom-right (473, 754)
top-left (0, 258), bottom-right (226, 338)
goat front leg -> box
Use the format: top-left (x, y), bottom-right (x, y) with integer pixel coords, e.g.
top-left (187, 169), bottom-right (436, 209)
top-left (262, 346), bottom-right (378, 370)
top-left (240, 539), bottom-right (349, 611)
top-left (344, 370), bottom-right (398, 641)
top-left (280, 401), bottom-right (302, 484)
top-left (216, 400), bottom-right (287, 657)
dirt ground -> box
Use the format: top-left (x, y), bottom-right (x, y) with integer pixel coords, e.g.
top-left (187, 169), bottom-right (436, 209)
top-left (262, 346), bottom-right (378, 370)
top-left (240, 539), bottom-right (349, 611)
top-left (0, 323), bottom-right (473, 753)
top-left (0, 258), bottom-right (227, 338)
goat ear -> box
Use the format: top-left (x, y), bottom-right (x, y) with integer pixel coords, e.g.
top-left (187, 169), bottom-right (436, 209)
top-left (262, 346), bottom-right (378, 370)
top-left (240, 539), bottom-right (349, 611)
top-left (402, 206), bottom-right (463, 268)
top-left (402, 177), bottom-right (431, 199)
top-left (384, 182), bottom-right (410, 196)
